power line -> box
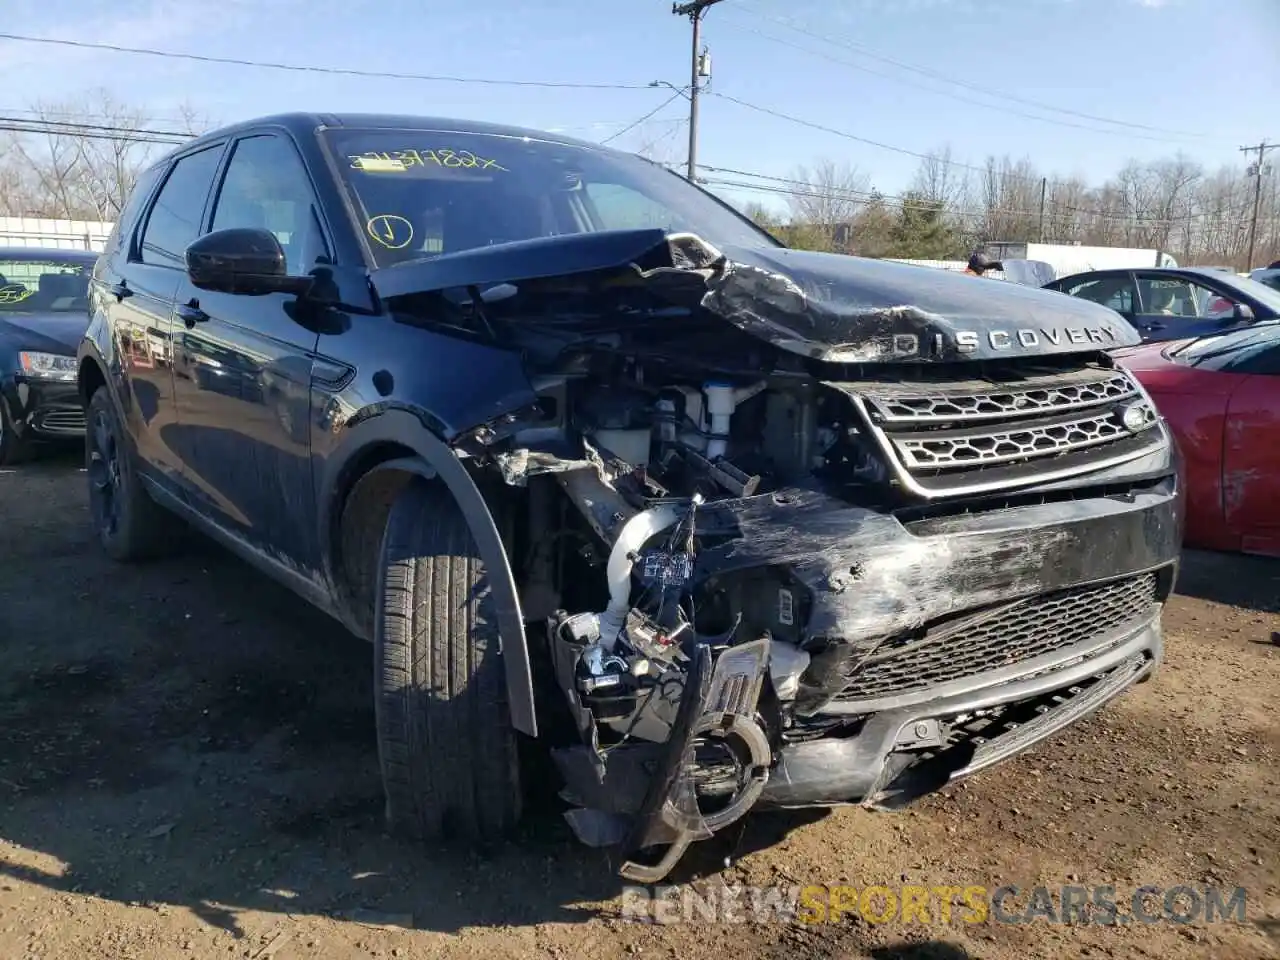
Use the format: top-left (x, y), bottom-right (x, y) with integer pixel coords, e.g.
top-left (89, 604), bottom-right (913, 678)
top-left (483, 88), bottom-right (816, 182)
top-left (0, 32), bottom-right (654, 90)
top-left (599, 90), bottom-right (687, 146)
top-left (706, 91), bottom-right (1194, 199)
top-left (718, 19), bottom-right (1204, 145)
top-left (0, 115), bottom-right (191, 139)
top-left (731, 1), bottom-right (1214, 141)
top-left (700, 165), bottom-right (1280, 227)
top-left (0, 121), bottom-right (184, 146)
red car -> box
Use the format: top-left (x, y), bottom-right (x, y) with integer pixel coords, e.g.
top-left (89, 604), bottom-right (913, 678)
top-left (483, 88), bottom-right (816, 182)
top-left (1117, 325), bottom-right (1280, 557)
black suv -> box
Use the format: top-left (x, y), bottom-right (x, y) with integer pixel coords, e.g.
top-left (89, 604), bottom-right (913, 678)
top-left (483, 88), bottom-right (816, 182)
top-left (79, 113), bottom-right (1184, 882)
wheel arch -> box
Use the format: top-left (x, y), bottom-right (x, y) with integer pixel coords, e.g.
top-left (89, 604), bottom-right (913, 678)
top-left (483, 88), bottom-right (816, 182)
top-left (320, 408), bottom-right (537, 738)
top-left (78, 354), bottom-right (108, 408)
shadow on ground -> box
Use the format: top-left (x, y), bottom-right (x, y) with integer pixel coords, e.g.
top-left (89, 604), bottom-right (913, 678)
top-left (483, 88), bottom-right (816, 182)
top-left (0, 455), bottom-right (823, 939)
top-left (1174, 548), bottom-right (1280, 614)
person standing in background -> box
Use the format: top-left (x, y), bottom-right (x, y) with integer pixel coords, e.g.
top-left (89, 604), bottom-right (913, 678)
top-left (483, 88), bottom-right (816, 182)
top-left (965, 250), bottom-right (1004, 277)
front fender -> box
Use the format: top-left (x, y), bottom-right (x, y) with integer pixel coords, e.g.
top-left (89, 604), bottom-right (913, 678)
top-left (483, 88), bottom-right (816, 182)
top-left (77, 309), bottom-right (126, 418)
top-left (318, 408), bottom-right (537, 738)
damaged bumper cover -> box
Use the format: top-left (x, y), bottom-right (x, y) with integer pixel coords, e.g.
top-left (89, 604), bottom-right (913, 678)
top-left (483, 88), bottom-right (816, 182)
top-left (551, 470), bottom-right (1180, 880)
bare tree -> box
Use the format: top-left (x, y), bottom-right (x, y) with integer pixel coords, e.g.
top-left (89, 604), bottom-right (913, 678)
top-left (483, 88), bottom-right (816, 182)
top-left (909, 145), bottom-right (963, 209)
top-left (785, 160), bottom-right (869, 251)
top-left (0, 90), bottom-right (207, 221)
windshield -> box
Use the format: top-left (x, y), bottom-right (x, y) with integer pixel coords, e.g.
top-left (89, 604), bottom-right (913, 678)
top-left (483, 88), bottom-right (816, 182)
top-left (320, 128), bottom-right (777, 267)
top-left (0, 257), bottom-right (92, 313)
top-left (1253, 271), bottom-right (1280, 293)
top-left (1169, 324), bottom-right (1280, 370)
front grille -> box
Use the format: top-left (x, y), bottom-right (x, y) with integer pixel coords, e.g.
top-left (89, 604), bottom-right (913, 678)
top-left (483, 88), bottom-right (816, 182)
top-left (35, 407), bottom-right (86, 434)
top-left (833, 573), bottom-right (1159, 704)
top-left (875, 372), bottom-right (1135, 424)
top-left (894, 404), bottom-right (1158, 470)
top-left (838, 364), bottom-right (1167, 498)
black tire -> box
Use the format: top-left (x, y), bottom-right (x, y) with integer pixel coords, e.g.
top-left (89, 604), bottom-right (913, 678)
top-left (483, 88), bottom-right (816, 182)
top-left (0, 399), bottom-right (32, 466)
top-left (85, 386), bottom-right (177, 561)
top-left (374, 478), bottom-right (522, 842)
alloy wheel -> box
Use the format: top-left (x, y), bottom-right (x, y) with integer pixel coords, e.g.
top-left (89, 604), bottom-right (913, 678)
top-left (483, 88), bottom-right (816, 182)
top-left (87, 410), bottom-right (121, 537)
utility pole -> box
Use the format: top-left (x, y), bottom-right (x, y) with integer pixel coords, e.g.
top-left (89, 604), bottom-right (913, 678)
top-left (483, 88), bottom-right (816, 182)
top-left (673, 0), bottom-right (723, 182)
top-left (1240, 140), bottom-right (1277, 270)
top-left (1037, 177), bottom-right (1047, 243)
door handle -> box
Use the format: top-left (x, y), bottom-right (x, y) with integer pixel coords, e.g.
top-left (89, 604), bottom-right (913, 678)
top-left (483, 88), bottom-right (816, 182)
top-left (110, 281), bottom-right (131, 302)
top-left (177, 300), bottom-right (209, 329)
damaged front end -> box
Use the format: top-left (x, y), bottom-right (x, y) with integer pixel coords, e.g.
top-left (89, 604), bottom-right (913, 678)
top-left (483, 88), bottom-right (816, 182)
top-left (371, 229), bottom-right (1182, 882)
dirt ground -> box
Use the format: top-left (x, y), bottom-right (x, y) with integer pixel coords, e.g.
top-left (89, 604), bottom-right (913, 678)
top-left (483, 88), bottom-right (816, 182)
top-left (1, 450), bottom-right (1277, 960)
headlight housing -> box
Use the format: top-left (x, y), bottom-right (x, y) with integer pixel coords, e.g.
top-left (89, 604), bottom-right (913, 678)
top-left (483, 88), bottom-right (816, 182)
top-left (19, 351), bottom-right (77, 382)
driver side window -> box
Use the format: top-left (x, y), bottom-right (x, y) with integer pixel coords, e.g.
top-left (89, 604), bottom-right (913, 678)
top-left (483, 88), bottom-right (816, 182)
top-left (1138, 277), bottom-right (1237, 318)
top-left (209, 135), bottom-right (330, 274)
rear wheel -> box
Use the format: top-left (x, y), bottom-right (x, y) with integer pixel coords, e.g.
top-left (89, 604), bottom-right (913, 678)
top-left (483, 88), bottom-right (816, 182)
top-left (374, 477), bottom-right (522, 841)
top-left (85, 386), bottom-right (178, 560)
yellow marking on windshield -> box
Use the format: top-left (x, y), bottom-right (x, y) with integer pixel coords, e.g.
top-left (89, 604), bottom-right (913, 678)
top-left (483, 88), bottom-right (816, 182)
top-left (0, 284), bottom-right (33, 304)
top-left (352, 156), bottom-right (407, 172)
top-left (348, 149), bottom-right (508, 173)
top-left (367, 214), bottom-right (414, 250)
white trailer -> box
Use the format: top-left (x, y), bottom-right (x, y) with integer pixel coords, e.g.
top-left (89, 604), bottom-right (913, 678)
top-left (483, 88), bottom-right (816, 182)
top-left (985, 242), bottom-right (1176, 278)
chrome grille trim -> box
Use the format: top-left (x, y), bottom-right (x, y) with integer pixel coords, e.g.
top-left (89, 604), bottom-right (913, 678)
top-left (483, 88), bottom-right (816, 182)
top-left (831, 366), bottom-right (1170, 500)
top-left (866, 372), bottom-right (1136, 425)
top-left (892, 402), bottom-right (1159, 471)
top-left (34, 408), bottom-right (86, 434)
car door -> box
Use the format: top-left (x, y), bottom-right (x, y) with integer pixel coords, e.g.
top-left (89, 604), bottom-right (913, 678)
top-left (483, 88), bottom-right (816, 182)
top-left (1132, 273), bottom-right (1251, 343)
top-left (168, 131), bottom-right (331, 576)
top-left (1220, 337), bottom-right (1280, 557)
top-left (104, 144), bottom-right (225, 493)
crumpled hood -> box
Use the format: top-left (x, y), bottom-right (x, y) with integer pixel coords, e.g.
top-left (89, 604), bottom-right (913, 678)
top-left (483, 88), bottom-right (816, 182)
top-left (0, 311), bottom-right (87, 355)
top-left (706, 244), bottom-right (1139, 362)
top-left (368, 229), bottom-right (1139, 364)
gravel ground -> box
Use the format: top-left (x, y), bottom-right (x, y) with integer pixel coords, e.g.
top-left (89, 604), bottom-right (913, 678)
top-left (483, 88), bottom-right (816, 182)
top-left (1, 449), bottom-right (1277, 960)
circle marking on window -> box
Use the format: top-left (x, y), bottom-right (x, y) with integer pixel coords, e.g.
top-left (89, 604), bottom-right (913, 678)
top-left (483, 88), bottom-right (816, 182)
top-left (367, 214), bottom-right (414, 250)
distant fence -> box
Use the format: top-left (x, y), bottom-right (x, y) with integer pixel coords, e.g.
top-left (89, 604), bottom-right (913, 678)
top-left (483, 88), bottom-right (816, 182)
top-left (0, 216), bottom-right (114, 252)
top-left (887, 258), bottom-right (968, 272)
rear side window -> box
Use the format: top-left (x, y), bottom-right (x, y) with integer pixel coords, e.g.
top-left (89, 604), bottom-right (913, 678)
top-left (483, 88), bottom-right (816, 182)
top-left (1067, 275), bottom-right (1135, 313)
top-left (138, 145), bottom-right (224, 267)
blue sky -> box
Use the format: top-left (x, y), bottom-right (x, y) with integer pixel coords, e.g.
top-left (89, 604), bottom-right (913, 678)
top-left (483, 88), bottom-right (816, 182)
top-left (2, 0), bottom-right (1277, 212)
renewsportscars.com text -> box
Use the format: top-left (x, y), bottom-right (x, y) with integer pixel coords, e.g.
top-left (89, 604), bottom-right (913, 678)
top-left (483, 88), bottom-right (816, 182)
top-left (620, 883), bottom-right (1249, 926)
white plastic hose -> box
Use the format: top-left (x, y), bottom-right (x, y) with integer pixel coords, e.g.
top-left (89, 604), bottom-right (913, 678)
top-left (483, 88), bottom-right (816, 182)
top-left (596, 502), bottom-right (682, 649)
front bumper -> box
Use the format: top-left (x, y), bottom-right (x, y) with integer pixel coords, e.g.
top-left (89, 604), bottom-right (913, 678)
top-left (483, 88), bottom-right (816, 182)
top-left (4, 377), bottom-right (85, 440)
top-left (553, 460), bottom-right (1183, 882)
top-left (762, 612), bottom-right (1161, 809)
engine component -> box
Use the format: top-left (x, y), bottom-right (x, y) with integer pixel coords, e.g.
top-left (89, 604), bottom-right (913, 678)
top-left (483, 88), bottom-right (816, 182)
top-left (592, 428), bottom-right (650, 466)
top-left (618, 637), bottom-right (773, 883)
top-left (704, 381), bottom-right (736, 459)
top-left (597, 502), bottom-right (682, 649)
top-left (769, 642), bottom-right (812, 700)
top-left (575, 643), bottom-right (636, 721)
top-left (678, 445), bottom-right (761, 497)
top-left (623, 608), bottom-right (690, 668)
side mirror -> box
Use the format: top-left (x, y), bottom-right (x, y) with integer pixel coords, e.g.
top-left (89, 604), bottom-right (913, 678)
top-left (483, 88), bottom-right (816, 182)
top-left (186, 228), bottom-right (312, 296)
top-left (1233, 302), bottom-right (1256, 322)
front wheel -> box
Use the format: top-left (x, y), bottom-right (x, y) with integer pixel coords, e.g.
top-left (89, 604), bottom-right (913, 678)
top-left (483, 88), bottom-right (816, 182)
top-left (373, 478), bottom-right (522, 841)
